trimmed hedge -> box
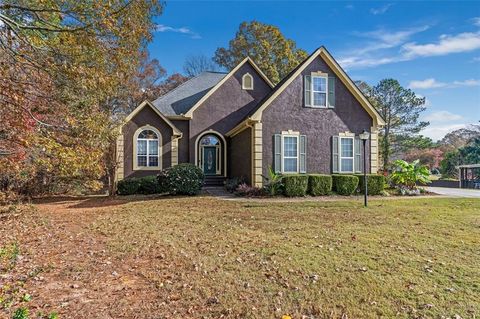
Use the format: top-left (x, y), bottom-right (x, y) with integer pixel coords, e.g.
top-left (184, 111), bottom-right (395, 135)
top-left (354, 174), bottom-right (385, 195)
top-left (117, 176), bottom-right (162, 195)
top-left (282, 175), bottom-right (309, 197)
top-left (332, 175), bottom-right (359, 195)
top-left (308, 174), bottom-right (332, 196)
top-left (158, 163), bottom-right (204, 195)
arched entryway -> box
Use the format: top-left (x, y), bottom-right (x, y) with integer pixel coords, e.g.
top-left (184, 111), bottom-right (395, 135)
top-left (195, 130), bottom-right (226, 177)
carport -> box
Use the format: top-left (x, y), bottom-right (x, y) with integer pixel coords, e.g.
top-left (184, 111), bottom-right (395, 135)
top-left (457, 164), bottom-right (480, 189)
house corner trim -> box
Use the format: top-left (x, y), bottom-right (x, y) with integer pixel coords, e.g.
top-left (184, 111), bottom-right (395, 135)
top-left (252, 122), bottom-right (263, 187)
top-left (115, 134), bottom-right (125, 182)
top-left (370, 126), bottom-right (379, 174)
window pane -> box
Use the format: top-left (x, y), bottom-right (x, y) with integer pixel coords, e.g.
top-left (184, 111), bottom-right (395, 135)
top-left (148, 156), bottom-right (158, 167)
top-left (149, 140), bottom-right (158, 155)
top-left (313, 92), bottom-right (326, 106)
top-left (139, 130), bottom-right (157, 139)
top-left (341, 158), bottom-right (353, 172)
top-left (313, 77), bottom-right (326, 92)
top-left (284, 158), bottom-right (297, 172)
top-left (137, 140), bottom-right (147, 155)
top-left (283, 136), bottom-right (297, 157)
top-left (137, 155), bottom-right (147, 167)
top-left (341, 138), bottom-right (353, 157)
top-left (200, 135), bottom-right (219, 146)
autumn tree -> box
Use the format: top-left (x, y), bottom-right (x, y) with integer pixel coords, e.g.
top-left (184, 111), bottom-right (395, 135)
top-left (360, 79), bottom-right (429, 171)
top-left (0, 0), bottom-right (162, 197)
top-left (214, 21), bottom-right (308, 84)
top-left (183, 54), bottom-right (219, 77)
top-left (439, 123), bottom-right (480, 150)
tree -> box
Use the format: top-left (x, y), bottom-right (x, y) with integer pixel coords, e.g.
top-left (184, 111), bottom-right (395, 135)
top-left (214, 21), bottom-right (308, 84)
top-left (440, 137), bottom-right (480, 178)
top-left (439, 123), bottom-right (480, 150)
top-left (364, 79), bottom-right (429, 171)
top-left (183, 54), bottom-right (219, 77)
top-left (0, 1), bottom-right (163, 197)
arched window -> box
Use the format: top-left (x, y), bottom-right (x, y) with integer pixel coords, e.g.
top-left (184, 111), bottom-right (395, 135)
top-left (242, 73), bottom-right (254, 90)
top-left (200, 135), bottom-right (220, 146)
top-left (135, 128), bottom-right (160, 168)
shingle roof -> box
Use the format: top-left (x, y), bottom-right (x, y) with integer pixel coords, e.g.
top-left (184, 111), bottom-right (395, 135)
top-left (152, 71), bottom-right (227, 116)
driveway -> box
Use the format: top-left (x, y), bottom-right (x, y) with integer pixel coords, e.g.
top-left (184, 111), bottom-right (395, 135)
top-left (425, 187), bottom-right (480, 198)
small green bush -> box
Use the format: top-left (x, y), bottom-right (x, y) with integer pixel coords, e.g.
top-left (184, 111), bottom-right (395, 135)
top-left (354, 174), bottom-right (385, 195)
top-left (308, 174), bottom-right (332, 196)
top-left (137, 175), bottom-right (163, 194)
top-left (282, 175), bottom-right (308, 197)
top-left (332, 175), bottom-right (359, 195)
top-left (158, 163), bottom-right (204, 196)
top-left (117, 176), bottom-right (163, 195)
top-left (117, 178), bottom-right (141, 195)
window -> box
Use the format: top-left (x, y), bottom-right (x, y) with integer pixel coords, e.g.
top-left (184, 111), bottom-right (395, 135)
top-left (283, 136), bottom-right (298, 173)
top-left (340, 137), bottom-right (354, 173)
top-left (242, 73), bottom-right (253, 90)
top-left (136, 129), bottom-right (160, 168)
top-left (274, 133), bottom-right (307, 174)
top-left (312, 76), bottom-right (327, 107)
top-left (305, 74), bottom-right (335, 108)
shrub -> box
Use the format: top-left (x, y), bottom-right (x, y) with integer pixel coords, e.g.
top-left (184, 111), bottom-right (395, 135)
top-left (262, 166), bottom-right (283, 196)
top-left (332, 175), bottom-right (359, 195)
top-left (158, 163), bottom-right (204, 196)
top-left (308, 174), bottom-right (332, 196)
top-left (235, 183), bottom-right (265, 197)
top-left (117, 176), bottom-right (163, 195)
top-left (224, 176), bottom-right (246, 193)
top-left (390, 159), bottom-right (430, 190)
top-left (282, 175), bottom-right (308, 197)
top-left (117, 178), bottom-right (141, 195)
top-left (138, 175), bottom-right (163, 194)
top-left (354, 174), bottom-right (385, 195)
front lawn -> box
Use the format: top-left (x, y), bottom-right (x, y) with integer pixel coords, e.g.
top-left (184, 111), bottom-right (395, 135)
top-left (1, 196), bottom-right (479, 318)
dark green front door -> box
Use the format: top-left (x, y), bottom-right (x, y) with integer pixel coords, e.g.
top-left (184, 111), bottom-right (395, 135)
top-left (203, 146), bottom-right (217, 175)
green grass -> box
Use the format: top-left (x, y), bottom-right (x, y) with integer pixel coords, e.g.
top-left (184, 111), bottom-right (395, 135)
top-left (91, 197), bottom-right (480, 318)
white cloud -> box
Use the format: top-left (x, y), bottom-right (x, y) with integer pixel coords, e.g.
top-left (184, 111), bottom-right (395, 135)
top-left (345, 4), bottom-right (354, 10)
top-left (339, 25), bottom-right (429, 69)
top-left (421, 123), bottom-right (467, 141)
top-left (370, 3), bottom-right (393, 15)
top-left (409, 78), bottom-right (446, 89)
top-left (409, 78), bottom-right (480, 89)
top-left (155, 24), bottom-right (201, 39)
top-left (472, 17), bottom-right (480, 27)
top-left (452, 79), bottom-right (480, 86)
top-left (402, 32), bottom-right (480, 58)
top-left (424, 111), bottom-right (463, 122)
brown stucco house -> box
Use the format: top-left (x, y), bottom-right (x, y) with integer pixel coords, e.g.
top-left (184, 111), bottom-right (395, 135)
top-left (116, 47), bottom-right (385, 186)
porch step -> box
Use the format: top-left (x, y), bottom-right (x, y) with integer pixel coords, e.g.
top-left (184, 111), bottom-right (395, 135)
top-left (204, 176), bottom-right (226, 187)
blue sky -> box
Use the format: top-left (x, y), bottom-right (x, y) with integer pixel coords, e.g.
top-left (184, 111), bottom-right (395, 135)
top-left (148, 1), bottom-right (480, 141)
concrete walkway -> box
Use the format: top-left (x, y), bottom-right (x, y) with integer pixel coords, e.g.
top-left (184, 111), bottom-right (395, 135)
top-left (425, 187), bottom-right (480, 198)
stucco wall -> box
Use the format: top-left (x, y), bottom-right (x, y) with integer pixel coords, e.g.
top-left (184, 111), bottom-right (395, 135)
top-left (228, 127), bottom-right (252, 184)
top-left (189, 63), bottom-right (272, 166)
top-left (261, 55), bottom-right (373, 176)
top-left (123, 105), bottom-right (174, 178)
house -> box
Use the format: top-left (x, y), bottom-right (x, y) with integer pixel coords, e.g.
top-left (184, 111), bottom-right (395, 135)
top-left (116, 47), bottom-right (385, 186)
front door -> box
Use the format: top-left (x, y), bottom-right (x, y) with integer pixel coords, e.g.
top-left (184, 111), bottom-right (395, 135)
top-left (203, 146), bottom-right (217, 175)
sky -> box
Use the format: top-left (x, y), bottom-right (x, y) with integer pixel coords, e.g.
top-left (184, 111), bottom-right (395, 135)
top-left (148, 1), bottom-right (480, 141)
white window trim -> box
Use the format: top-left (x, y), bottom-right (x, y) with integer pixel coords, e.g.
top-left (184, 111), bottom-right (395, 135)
top-left (133, 125), bottom-right (162, 171)
top-left (339, 137), bottom-right (354, 173)
top-left (242, 72), bottom-right (254, 90)
top-left (281, 131), bottom-right (300, 174)
top-left (311, 74), bottom-right (328, 108)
